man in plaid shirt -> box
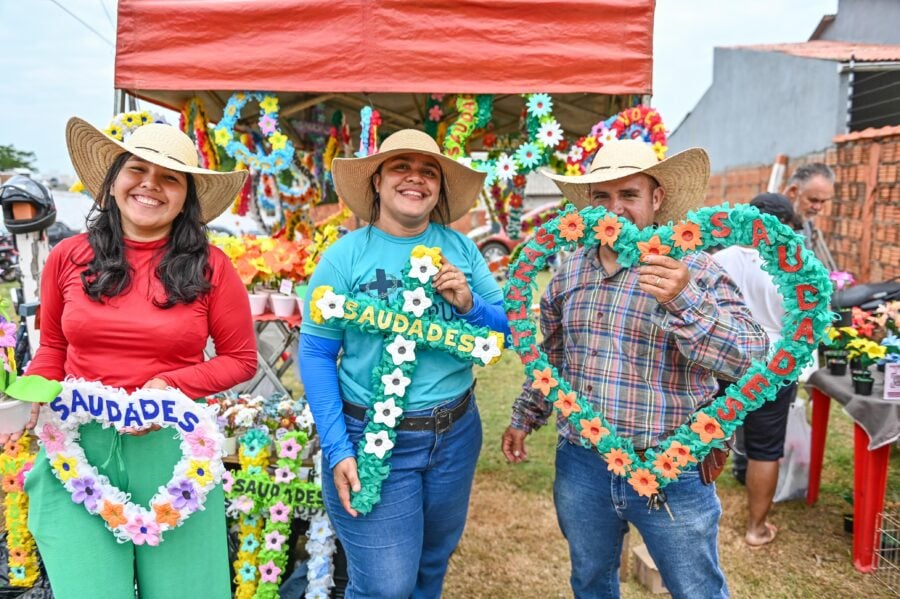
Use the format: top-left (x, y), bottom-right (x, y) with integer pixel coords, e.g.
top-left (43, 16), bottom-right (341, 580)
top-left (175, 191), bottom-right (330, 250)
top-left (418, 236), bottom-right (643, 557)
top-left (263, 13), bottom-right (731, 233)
top-left (502, 140), bottom-right (767, 599)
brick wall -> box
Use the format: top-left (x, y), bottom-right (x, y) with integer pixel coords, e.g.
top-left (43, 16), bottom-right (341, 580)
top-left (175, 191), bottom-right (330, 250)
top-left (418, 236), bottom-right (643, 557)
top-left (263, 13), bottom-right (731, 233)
top-left (703, 134), bottom-right (900, 283)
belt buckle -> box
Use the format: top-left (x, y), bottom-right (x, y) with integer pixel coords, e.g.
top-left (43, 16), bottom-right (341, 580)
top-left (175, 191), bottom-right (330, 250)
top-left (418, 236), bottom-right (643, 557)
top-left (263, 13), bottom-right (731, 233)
top-left (435, 408), bottom-right (452, 434)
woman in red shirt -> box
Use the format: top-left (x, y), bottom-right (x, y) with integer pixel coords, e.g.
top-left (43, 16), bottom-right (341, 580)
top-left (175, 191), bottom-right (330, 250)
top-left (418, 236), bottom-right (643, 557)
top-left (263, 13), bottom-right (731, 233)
top-left (14, 117), bottom-right (256, 598)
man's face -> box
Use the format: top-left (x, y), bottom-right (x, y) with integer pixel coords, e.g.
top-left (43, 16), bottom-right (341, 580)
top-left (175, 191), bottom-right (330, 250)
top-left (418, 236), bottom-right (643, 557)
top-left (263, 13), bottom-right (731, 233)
top-left (787, 175), bottom-right (834, 219)
top-left (587, 173), bottom-right (664, 229)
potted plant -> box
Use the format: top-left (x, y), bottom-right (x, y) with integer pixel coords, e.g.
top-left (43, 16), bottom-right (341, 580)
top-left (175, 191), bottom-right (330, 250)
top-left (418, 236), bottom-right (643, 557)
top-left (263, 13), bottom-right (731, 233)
top-left (830, 271), bottom-right (855, 327)
top-left (878, 335), bottom-right (900, 373)
top-left (823, 326), bottom-right (858, 376)
top-left (846, 338), bottom-right (886, 396)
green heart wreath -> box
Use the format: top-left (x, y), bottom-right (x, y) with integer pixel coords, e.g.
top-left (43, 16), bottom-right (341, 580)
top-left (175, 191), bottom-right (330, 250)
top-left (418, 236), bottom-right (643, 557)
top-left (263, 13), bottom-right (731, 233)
top-left (504, 203), bottom-right (833, 497)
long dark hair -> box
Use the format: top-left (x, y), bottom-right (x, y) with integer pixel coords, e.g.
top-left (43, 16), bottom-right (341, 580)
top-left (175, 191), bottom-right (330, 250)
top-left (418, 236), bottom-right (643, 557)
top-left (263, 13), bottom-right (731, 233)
top-left (367, 164), bottom-right (452, 226)
top-left (79, 152), bottom-right (212, 308)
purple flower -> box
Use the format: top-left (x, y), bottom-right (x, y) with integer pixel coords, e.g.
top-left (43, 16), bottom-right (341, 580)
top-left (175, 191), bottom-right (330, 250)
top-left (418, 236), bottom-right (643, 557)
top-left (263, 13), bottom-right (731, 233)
top-left (168, 479), bottom-right (200, 512)
top-left (70, 476), bottom-right (99, 511)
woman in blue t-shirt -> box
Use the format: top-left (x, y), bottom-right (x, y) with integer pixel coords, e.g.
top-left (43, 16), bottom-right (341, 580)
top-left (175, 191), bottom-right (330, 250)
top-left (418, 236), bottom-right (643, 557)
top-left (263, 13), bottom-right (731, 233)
top-left (300, 129), bottom-right (509, 598)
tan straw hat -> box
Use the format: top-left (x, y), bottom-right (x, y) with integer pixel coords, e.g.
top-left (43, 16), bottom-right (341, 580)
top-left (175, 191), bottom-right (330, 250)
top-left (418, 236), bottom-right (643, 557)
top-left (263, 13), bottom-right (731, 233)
top-left (66, 117), bottom-right (248, 224)
top-left (544, 139), bottom-right (710, 225)
top-left (332, 129), bottom-right (486, 223)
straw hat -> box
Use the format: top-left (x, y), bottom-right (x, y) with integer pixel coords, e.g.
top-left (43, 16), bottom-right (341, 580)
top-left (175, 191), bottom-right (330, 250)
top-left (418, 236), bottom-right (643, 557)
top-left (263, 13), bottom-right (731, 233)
top-left (332, 129), bottom-right (486, 223)
top-left (66, 117), bottom-right (248, 224)
top-left (543, 139), bottom-right (710, 224)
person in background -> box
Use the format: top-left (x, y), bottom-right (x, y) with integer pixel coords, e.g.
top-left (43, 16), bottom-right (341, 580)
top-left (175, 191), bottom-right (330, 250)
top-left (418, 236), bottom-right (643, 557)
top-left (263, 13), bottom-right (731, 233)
top-left (783, 163), bottom-right (837, 272)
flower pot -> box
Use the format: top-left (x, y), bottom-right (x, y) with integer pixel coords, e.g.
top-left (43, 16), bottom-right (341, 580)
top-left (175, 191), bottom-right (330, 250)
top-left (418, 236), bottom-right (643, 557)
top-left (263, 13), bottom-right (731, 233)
top-left (828, 359), bottom-right (848, 376)
top-left (849, 357), bottom-right (863, 370)
top-left (0, 399), bottom-right (33, 434)
top-left (271, 294), bottom-right (297, 318)
top-left (222, 436), bottom-right (238, 456)
top-left (248, 292), bottom-right (269, 316)
top-left (837, 308), bottom-right (853, 328)
top-left (852, 377), bottom-right (875, 396)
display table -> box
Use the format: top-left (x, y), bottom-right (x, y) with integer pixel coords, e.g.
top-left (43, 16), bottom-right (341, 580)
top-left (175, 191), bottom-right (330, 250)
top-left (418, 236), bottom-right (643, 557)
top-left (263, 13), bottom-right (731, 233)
top-left (805, 368), bottom-right (896, 572)
top-left (241, 312), bottom-right (302, 397)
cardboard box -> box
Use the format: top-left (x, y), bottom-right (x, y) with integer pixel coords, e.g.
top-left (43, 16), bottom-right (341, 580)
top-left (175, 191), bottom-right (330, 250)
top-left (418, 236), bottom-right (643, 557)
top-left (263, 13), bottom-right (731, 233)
top-left (632, 543), bottom-right (669, 595)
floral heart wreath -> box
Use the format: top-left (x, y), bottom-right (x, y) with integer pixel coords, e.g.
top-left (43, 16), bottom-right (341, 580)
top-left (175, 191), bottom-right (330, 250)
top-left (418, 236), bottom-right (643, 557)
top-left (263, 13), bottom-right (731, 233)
top-left (309, 245), bottom-right (505, 513)
top-left (214, 92), bottom-right (295, 175)
top-left (37, 380), bottom-right (225, 545)
top-left (505, 204), bottom-right (833, 497)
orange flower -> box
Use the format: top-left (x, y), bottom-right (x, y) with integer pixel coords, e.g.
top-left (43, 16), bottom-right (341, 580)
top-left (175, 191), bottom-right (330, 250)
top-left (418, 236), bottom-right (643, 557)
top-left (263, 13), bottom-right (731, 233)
top-left (558, 213), bottom-right (585, 242)
top-left (3, 439), bottom-right (20, 456)
top-left (637, 235), bottom-right (672, 259)
top-left (153, 502), bottom-right (181, 527)
top-left (671, 222), bottom-right (702, 252)
top-left (604, 448), bottom-right (632, 476)
top-left (7, 547), bottom-right (26, 563)
top-left (653, 453), bottom-right (681, 479)
top-left (554, 390), bottom-right (582, 417)
top-left (593, 215), bottom-right (622, 247)
top-left (1, 473), bottom-right (20, 493)
top-left (690, 413), bottom-right (725, 444)
top-left (531, 367), bottom-right (558, 396)
top-left (628, 468), bottom-right (660, 498)
top-left (665, 441), bottom-right (697, 465)
top-left (100, 501), bottom-right (127, 529)
top-left (579, 417), bottom-right (609, 446)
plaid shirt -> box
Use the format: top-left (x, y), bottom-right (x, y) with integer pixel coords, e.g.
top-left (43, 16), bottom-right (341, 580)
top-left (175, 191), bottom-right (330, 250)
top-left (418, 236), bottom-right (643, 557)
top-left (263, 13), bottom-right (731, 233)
top-left (511, 246), bottom-right (768, 450)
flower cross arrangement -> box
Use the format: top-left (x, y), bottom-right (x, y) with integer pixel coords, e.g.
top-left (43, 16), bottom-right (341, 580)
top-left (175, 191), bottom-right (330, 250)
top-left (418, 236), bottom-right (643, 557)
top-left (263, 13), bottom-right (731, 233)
top-left (1, 434), bottom-right (38, 587)
top-left (309, 245), bottom-right (506, 513)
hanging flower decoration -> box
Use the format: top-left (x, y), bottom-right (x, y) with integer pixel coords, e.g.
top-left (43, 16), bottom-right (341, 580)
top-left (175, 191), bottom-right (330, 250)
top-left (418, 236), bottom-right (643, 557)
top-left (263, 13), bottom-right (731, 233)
top-left (309, 245), bottom-right (506, 513)
top-left (442, 95), bottom-right (480, 159)
top-left (214, 92), bottom-right (295, 174)
top-left (37, 380), bottom-right (226, 544)
top-left (180, 97), bottom-right (219, 170)
top-left (564, 106), bottom-right (668, 176)
top-left (103, 110), bottom-right (168, 141)
top-left (503, 203), bottom-right (833, 496)
top-left (305, 510), bottom-right (337, 598)
top-left (355, 106), bottom-right (383, 158)
top-left (1, 433), bottom-right (38, 587)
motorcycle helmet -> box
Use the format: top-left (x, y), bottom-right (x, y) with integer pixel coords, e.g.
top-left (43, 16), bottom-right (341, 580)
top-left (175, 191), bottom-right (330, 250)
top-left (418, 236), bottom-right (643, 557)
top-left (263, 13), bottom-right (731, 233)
top-left (0, 175), bottom-right (57, 234)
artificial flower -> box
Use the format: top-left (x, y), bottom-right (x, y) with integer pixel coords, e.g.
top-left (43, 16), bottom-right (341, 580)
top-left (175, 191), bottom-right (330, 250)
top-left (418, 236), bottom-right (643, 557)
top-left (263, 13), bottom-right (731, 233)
top-left (259, 95), bottom-right (279, 114)
top-left (597, 127), bottom-right (618, 145)
top-left (653, 453), bottom-right (681, 479)
top-left (579, 418), bottom-right (609, 446)
top-left (637, 235), bottom-right (672, 258)
top-left (70, 476), bottom-right (99, 511)
top-left (554, 389), bottom-right (581, 417)
top-left (274, 466), bottom-right (296, 484)
top-left (0, 321), bottom-right (15, 346)
top-left (381, 368), bottom-right (412, 398)
top-left (258, 114), bottom-right (277, 136)
top-left (531, 367), bottom-right (558, 396)
top-left (536, 121), bottom-right (564, 148)
top-left (222, 470), bottom-right (235, 493)
top-left (527, 93), bottom-right (553, 117)
top-left (259, 560), bottom-right (282, 584)
top-left (690, 413), bottom-right (725, 444)
top-left (628, 468), bottom-right (660, 498)
top-left (372, 398), bottom-right (404, 428)
top-left (409, 255), bottom-right (440, 284)
top-left (565, 163), bottom-right (583, 176)
top-left (269, 132), bottom-right (288, 151)
top-left (428, 105), bottom-right (443, 121)
top-left (100, 501), bottom-right (127, 528)
top-left (269, 501), bottom-right (291, 523)
top-left (126, 515), bottom-right (161, 546)
top-left (664, 441), bottom-right (697, 465)
top-left (186, 459), bottom-right (213, 487)
top-left (605, 448), bottom-right (632, 476)
top-left (52, 454), bottom-right (78, 481)
top-left (515, 143), bottom-right (542, 168)
top-left (386, 335), bottom-right (416, 366)
top-left (233, 495), bottom-right (255, 514)
top-left (264, 530), bottom-right (287, 551)
top-left (1, 473), bottom-right (20, 493)
top-left (214, 127), bottom-right (232, 147)
top-left (593, 215), bottom-right (622, 247)
top-left (239, 562), bottom-right (257, 582)
top-left (671, 222), bottom-right (703, 252)
top-left (567, 145), bottom-right (584, 163)
top-left (830, 271), bottom-right (855, 291)
top-left (315, 289), bottom-right (346, 321)
top-left (471, 335), bottom-right (502, 365)
top-left (495, 154), bottom-right (518, 182)
top-left (104, 124), bottom-right (124, 140)
top-left (184, 428), bottom-right (218, 459)
top-left (278, 436), bottom-right (302, 460)
top-left (581, 135), bottom-right (598, 152)
top-left (558, 212), bottom-right (585, 242)
top-left (168, 479), bottom-right (200, 512)
top-left (364, 431), bottom-right (394, 459)
top-left (402, 287), bottom-right (433, 318)
top-left (153, 502), bottom-right (181, 527)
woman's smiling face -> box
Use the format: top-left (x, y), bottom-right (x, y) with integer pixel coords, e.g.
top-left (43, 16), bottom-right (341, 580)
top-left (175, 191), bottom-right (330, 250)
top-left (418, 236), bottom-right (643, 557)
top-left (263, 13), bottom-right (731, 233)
top-left (372, 153), bottom-right (442, 230)
top-left (112, 156), bottom-right (188, 240)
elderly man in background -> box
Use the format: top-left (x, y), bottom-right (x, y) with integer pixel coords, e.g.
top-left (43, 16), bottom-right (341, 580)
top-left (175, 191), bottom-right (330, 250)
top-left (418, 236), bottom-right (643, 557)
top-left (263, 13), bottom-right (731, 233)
top-left (783, 163), bottom-right (837, 272)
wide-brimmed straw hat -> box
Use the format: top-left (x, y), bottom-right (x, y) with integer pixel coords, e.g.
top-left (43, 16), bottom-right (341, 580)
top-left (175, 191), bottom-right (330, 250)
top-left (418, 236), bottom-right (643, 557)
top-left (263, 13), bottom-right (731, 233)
top-left (66, 117), bottom-right (248, 223)
top-left (332, 129), bottom-right (486, 223)
top-left (543, 139), bottom-right (710, 224)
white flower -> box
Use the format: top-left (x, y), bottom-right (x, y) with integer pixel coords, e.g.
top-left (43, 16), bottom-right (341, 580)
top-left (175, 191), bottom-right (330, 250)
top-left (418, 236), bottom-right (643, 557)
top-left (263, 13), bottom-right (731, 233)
top-left (295, 404), bottom-right (314, 431)
top-left (409, 255), bottom-right (439, 284)
top-left (372, 397), bottom-right (404, 428)
top-left (315, 289), bottom-right (346, 320)
top-left (308, 516), bottom-right (333, 542)
top-left (471, 335), bottom-right (502, 365)
top-left (568, 146), bottom-right (584, 162)
top-left (598, 127), bottom-right (618, 145)
top-left (402, 287), bottom-right (433, 317)
top-left (385, 335), bottom-right (416, 366)
top-left (536, 120), bottom-right (564, 148)
top-left (495, 153), bottom-right (518, 182)
top-left (363, 431), bottom-right (394, 459)
top-left (380, 368), bottom-right (412, 398)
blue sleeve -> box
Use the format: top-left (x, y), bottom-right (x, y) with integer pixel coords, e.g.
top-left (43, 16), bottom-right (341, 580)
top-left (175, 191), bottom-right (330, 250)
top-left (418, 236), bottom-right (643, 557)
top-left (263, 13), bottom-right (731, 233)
top-left (453, 293), bottom-right (510, 336)
top-left (298, 333), bottom-right (356, 468)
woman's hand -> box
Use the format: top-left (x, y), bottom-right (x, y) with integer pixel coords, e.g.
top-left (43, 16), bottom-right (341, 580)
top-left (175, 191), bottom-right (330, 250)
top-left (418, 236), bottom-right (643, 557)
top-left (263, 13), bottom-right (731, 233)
top-left (0, 403), bottom-right (41, 445)
top-left (333, 456), bottom-right (361, 517)
top-left (121, 377), bottom-right (168, 435)
top-left (433, 255), bottom-right (474, 314)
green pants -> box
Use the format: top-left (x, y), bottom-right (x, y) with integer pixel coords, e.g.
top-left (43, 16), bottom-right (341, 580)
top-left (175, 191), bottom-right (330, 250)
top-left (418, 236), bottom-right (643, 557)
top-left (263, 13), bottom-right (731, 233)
top-left (25, 423), bottom-right (231, 599)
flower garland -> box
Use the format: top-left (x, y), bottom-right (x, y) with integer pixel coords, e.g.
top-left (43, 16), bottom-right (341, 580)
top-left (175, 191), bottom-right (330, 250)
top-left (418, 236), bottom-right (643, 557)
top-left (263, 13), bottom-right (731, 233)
top-left (354, 107), bottom-right (382, 158)
top-left (504, 204), bottom-right (833, 497)
top-left (563, 106), bottom-right (667, 175)
top-left (103, 110), bottom-right (168, 141)
top-left (309, 245), bottom-right (506, 513)
top-left (180, 97), bottom-right (219, 170)
top-left (442, 95), bottom-right (479, 159)
top-left (1, 434), bottom-right (38, 587)
top-left (229, 431), bottom-right (271, 599)
top-left (214, 92), bottom-right (295, 175)
top-left (37, 380), bottom-right (226, 544)
top-left (304, 510), bottom-right (336, 599)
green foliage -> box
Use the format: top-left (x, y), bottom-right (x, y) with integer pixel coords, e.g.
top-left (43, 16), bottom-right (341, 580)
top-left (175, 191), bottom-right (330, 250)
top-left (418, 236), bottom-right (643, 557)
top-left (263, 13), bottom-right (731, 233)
top-left (0, 144), bottom-right (36, 170)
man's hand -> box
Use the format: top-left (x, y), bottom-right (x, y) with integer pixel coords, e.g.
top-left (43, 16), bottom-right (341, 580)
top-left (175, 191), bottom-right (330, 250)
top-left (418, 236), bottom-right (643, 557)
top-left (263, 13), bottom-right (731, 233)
top-left (637, 254), bottom-right (691, 304)
top-left (501, 426), bottom-right (529, 464)
top-left (333, 456), bottom-right (361, 517)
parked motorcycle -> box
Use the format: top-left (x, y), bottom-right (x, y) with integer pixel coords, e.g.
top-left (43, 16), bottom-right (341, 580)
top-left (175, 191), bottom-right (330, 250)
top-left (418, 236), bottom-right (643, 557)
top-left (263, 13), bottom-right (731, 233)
top-left (0, 234), bottom-right (19, 282)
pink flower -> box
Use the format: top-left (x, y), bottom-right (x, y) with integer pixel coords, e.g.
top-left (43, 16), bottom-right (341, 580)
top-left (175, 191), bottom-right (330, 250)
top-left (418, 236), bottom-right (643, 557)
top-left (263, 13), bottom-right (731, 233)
top-left (39, 423), bottom-right (67, 453)
top-left (126, 514), bottom-right (161, 546)
top-left (278, 438), bottom-right (301, 460)
top-left (233, 495), bottom-right (254, 514)
top-left (273, 467), bottom-right (295, 484)
top-left (222, 470), bottom-right (234, 493)
top-left (258, 560), bottom-right (282, 584)
top-left (259, 114), bottom-right (277, 136)
top-left (16, 462), bottom-right (33, 488)
top-left (428, 105), bottom-right (443, 122)
top-left (0, 321), bottom-right (15, 347)
top-left (264, 530), bottom-right (286, 551)
top-left (269, 501), bottom-right (290, 523)
top-left (184, 429), bottom-right (217, 459)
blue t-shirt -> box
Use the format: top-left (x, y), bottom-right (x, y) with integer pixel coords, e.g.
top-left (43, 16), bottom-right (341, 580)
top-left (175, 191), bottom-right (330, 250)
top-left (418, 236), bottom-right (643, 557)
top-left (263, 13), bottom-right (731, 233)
top-left (301, 223), bottom-right (503, 411)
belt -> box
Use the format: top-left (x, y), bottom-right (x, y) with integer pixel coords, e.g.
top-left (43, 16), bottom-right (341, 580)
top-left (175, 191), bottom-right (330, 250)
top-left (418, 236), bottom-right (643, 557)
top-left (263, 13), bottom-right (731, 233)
top-left (343, 387), bottom-right (473, 433)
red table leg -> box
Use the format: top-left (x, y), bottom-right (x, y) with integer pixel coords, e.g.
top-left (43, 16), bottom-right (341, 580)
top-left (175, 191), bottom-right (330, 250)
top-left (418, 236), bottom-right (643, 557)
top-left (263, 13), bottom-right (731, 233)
top-left (807, 388), bottom-right (831, 506)
top-left (852, 424), bottom-right (891, 573)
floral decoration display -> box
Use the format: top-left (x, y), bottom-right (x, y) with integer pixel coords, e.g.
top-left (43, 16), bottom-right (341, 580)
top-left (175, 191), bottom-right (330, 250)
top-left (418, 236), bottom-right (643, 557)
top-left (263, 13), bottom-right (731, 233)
top-left (304, 510), bottom-right (337, 599)
top-left (1, 433), bottom-right (38, 587)
top-left (563, 106), bottom-right (667, 175)
top-left (503, 204), bottom-right (832, 497)
top-left (102, 110), bottom-right (168, 142)
top-left (37, 380), bottom-right (226, 545)
top-left (355, 107), bottom-right (382, 158)
top-left (180, 97), bottom-right (219, 170)
top-left (210, 234), bottom-right (312, 290)
top-left (214, 92), bottom-right (295, 175)
top-left (442, 95), bottom-right (480, 159)
top-left (309, 245), bottom-right (506, 513)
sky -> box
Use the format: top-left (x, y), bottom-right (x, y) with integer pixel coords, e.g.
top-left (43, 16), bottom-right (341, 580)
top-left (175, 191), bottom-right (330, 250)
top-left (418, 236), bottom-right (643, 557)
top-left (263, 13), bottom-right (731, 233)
top-left (1, 0), bottom-right (837, 178)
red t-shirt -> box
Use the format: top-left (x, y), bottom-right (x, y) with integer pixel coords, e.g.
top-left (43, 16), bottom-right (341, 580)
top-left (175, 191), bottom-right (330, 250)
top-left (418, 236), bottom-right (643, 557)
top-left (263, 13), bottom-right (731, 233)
top-left (27, 233), bottom-right (257, 398)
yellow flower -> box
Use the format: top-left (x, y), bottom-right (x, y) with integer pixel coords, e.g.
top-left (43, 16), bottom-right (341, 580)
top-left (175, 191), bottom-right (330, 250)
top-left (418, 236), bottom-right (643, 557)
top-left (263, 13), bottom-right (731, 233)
top-left (52, 455), bottom-right (79, 481)
top-left (581, 136), bottom-right (598, 152)
top-left (104, 125), bottom-right (124, 141)
top-left (652, 141), bottom-right (668, 160)
top-left (486, 332), bottom-right (506, 365)
top-left (186, 459), bottom-right (213, 487)
top-left (214, 127), bottom-right (232, 147)
top-left (139, 111), bottom-right (152, 124)
top-left (259, 95), bottom-right (279, 114)
top-left (69, 180), bottom-right (85, 193)
top-left (269, 132), bottom-right (288, 151)
top-left (411, 246), bottom-right (443, 269)
top-left (309, 286), bottom-right (333, 324)
top-left (257, 237), bottom-right (276, 252)
top-left (565, 163), bottom-right (583, 176)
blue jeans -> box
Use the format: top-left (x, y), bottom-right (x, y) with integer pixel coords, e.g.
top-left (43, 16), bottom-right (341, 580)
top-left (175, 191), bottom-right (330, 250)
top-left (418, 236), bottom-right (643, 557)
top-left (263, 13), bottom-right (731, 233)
top-left (322, 391), bottom-right (482, 599)
top-left (554, 441), bottom-right (729, 599)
